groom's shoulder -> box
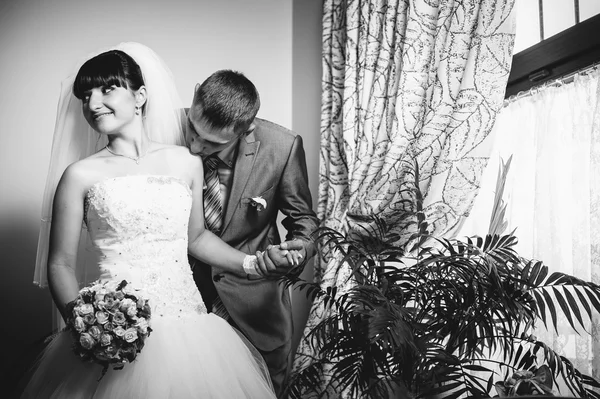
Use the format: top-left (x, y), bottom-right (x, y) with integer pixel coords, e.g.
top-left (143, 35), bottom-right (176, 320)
top-left (157, 142), bottom-right (186, 153)
top-left (159, 144), bottom-right (201, 171)
top-left (158, 143), bottom-right (196, 161)
top-left (254, 118), bottom-right (298, 142)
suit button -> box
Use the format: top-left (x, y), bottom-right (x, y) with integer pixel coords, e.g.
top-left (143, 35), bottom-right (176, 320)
top-left (213, 274), bottom-right (224, 282)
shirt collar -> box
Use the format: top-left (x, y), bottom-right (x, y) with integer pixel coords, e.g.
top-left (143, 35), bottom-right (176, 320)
top-left (213, 139), bottom-right (239, 168)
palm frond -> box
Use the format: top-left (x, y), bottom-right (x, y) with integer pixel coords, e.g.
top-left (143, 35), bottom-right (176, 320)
top-left (281, 158), bottom-right (600, 398)
top-left (488, 155), bottom-right (513, 236)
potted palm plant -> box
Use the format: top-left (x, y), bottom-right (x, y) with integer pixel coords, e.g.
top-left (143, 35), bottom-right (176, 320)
top-left (282, 159), bottom-right (600, 398)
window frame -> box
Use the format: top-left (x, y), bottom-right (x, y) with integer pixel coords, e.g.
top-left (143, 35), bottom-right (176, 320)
top-left (505, 13), bottom-right (600, 98)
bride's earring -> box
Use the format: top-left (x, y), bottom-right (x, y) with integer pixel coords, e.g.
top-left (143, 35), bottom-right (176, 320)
top-left (135, 106), bottom-right (141, 115)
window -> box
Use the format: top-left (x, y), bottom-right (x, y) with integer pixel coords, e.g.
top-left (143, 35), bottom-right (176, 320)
top-left (505, 0), bottom-right (600, 98)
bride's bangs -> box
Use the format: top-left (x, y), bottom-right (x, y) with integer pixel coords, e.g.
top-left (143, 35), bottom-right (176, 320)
top-left (73, 53), bottom-right (130, 99)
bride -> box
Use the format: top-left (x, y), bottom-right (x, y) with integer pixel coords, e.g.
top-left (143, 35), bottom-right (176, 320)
top-left (21, 43), bottom-right (277, 398)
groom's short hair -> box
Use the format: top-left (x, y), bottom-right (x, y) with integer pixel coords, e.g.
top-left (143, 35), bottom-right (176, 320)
top-left (192, 70), bottom-right (260, 134)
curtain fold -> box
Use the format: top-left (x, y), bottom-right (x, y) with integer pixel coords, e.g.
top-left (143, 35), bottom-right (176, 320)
top-left (294, 0), bottom-right (516, 396)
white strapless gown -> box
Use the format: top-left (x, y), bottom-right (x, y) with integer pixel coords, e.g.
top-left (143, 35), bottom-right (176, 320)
top-left (22, 175), bottom-right (275, 398)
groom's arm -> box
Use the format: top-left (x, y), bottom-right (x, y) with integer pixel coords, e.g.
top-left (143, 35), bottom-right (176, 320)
top-left (275, 134), bottom-right (319, 267)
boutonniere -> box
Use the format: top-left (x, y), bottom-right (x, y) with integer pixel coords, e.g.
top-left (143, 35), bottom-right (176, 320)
top-left (249, 196), bottom-right (267, 212)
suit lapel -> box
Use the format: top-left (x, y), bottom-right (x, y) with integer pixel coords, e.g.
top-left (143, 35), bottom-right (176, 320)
top-left (222, 131), bottom-right (260, 233)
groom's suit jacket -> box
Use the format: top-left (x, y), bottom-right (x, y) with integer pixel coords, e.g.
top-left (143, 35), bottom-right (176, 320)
top-left (191, 118), bottom-right (319, 354)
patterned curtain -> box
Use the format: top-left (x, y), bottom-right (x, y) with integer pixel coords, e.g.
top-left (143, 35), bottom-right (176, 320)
top-left (294, 0), bottom-right (516, 396)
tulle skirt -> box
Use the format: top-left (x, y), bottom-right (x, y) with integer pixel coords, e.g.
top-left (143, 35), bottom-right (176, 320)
top-left (21, 313), bottom-right (275, 398)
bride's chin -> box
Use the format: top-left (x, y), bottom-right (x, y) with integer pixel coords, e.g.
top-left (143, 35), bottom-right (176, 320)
top-left (90, 127), bottom-right (111, 136)
top-left (91, 126), bottom-right (119, 136)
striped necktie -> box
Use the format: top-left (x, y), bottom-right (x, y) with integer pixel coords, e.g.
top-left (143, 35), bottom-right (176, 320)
top-left (203, 156), bottom-right (223, 234)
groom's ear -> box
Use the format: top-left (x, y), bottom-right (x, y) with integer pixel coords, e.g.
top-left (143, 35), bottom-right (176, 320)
top-left (190, 83), bottom-right (201, 107)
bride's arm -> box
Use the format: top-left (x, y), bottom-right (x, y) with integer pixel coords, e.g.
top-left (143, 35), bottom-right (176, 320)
top-left (47, 164), bottom-right (86, 321)
top-left (184, 154), bottom-right (266, 275)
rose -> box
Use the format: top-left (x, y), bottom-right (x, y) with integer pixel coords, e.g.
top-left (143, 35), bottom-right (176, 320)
top-left (135, 318), bottom-right (149, 334)
top-left (123, 328), bottom-right (138, 343)
top-left (99, 333), bottom-right (113, 347)
top-left (113, 326), bottom-right (126, 338)
top-left (94, 288), bottom-right (107, 302)
top-left (112, 311), bottom-right (126, 326)
top-left (103, 322), bottom-right (114, 332)
top-left (73, 316), bottom-right (86, 333)
top-left (83, 313), bottom-right (96, 325)
top-left (79, 333), bottom-right (96, 350)
top-left (137, 298), bottom-right (147, 309)
top-left (95, 311), bottom-right (109, 325)
top-left (120, 298), bottom-right (135, 311)
top-left (71, 299), bottom-right (85, 318)
top-left (103, 296), bottom-right (117, 310)
top-left (126, 305), bottom-right (138, 318)
top-left (77, 303), bottom-right (94, 316)
top-left (88, 325), bottom-right (103, 341)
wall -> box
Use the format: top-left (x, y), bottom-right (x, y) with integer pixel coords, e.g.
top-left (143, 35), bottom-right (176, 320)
top-left (0, 0), bottom-right (322, 391)
top-left (291, 0), bottom-right (323, 358)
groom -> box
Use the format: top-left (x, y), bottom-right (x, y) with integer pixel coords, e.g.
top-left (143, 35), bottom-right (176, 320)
top-left (186, 69), bottom-right (319, 396)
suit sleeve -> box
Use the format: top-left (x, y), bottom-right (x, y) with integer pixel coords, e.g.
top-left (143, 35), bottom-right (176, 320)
top-left (277, 134), bottom-right (320, 259)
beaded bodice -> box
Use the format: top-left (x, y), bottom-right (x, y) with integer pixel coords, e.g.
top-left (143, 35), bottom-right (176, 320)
top-left (84, 175), bottom-right (207, 318)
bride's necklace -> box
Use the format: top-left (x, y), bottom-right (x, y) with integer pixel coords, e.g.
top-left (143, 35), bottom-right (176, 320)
top-left (105, 145), bottom-right (147, 165)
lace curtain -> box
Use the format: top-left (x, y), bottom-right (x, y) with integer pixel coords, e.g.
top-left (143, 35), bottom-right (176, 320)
top-left (293, 0), bottom-right (517, 396)
top-left (462, 67), bottom-right (600, 382)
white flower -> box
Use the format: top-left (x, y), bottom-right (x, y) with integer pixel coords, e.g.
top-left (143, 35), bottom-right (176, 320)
top-left (123, 328), bottom-right (139, 343)
top-left (77, 303), bottom-right (94, 316)
top-left (73, 316), bottom-right (86, 332)
top-left (100, 333), bottom-right (113, 347)
top-left (120, 298), bottom-right (135, 311)
top-left (126, 305), bottom-right (138, 318)
top-left (79, 333), bottom-right (96, 350)
top-left (250, 196), bottom-right (267, 212)
top-left (113, 326), bottom-right (126, 337)
top-left (94, 288), bottom-right (107, 302)
top-left (95, 311), bottom-right (109, 325)
top-left (135, 317), bottom-right (150, 334)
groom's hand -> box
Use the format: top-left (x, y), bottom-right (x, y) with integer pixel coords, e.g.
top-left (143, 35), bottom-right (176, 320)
top-left (255, 244), bottom-right (301, 277)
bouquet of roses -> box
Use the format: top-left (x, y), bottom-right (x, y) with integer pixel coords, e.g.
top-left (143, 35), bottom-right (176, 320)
top-left (66, 280), bottom-right (152, 377)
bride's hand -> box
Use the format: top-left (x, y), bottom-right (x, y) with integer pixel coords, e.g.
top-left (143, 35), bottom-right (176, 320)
top-left (255, 245), bottom-right (302, 277)
top-left (279, 239), bottom-right (306, 266)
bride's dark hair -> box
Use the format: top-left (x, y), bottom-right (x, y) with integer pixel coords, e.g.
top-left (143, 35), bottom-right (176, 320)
top-left (73, 50), bottom-right (145, 102)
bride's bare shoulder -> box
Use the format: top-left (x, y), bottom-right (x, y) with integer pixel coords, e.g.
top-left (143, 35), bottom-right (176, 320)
top-left (58, 158), bottom-right (105, 194)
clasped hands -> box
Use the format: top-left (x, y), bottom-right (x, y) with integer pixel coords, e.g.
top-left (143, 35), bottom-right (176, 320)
top-left (253, 238), bottom-right (307, 278)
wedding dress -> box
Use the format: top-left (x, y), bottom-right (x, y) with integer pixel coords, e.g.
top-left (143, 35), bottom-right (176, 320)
top-left (22, 174), bottom-right (275, 398)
